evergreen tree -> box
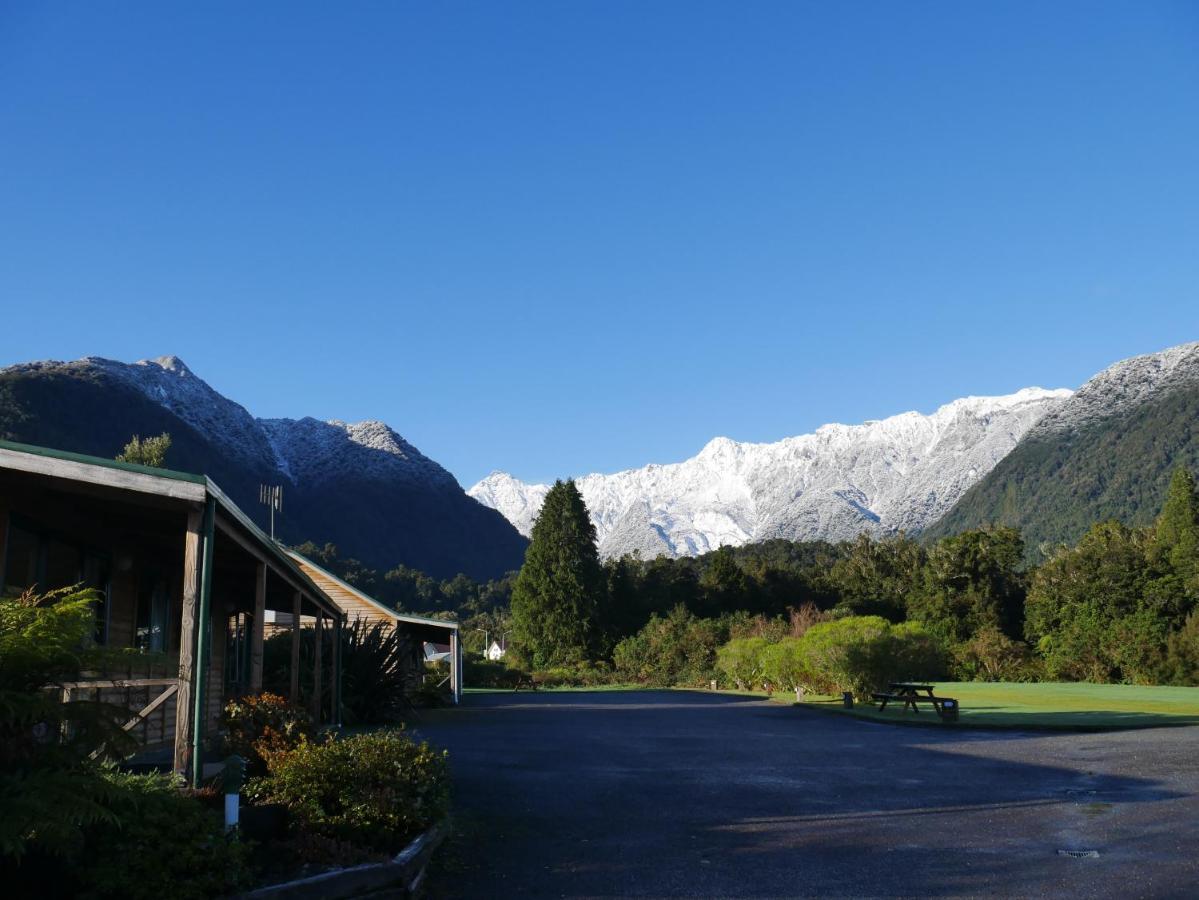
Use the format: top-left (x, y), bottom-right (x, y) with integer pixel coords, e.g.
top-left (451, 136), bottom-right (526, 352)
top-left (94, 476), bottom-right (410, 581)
top-left (640, 555), bottom-right (700, 617)
top-left (908, 526), bottom-right (1026, 643)
top-left (1024, 521), bottom-right (1160, 682)
top-left (829, 534), bottom-right (924, 621)
top-left (510, 480), bottom-right (604, 667)
top-left (1151, 467), bottom-right (1199, 591)
top-left (600, 556), bottom-right (645, 651)
top-left (696, 546), bottom-right (751, 617)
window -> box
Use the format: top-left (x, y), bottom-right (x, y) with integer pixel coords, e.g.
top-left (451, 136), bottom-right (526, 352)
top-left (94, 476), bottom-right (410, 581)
top-left (1, 523), bottom-right (82, 595)
top-left (135, 575), bottom-right (171, 652)
top-left (225, 612), bottom-right (250, 697)
top-left (84, 553), bottom-right (112, 645)
top-left (44, 538), bottom-right (82, 591)
top-left (3, 524), bottom-right (41, 594)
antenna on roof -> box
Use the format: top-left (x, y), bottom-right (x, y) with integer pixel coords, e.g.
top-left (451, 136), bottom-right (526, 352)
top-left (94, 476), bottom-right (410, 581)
top-left (259, 484), bottom-right (283, 541)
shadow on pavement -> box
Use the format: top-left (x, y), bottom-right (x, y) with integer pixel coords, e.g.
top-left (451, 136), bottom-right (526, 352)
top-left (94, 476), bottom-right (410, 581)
top-left (416, 690), bottom-right (1196, 897)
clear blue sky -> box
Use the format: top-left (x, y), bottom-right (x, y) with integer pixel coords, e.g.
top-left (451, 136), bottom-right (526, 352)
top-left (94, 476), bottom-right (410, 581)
top-left (2, 3), bottom-right (1197, 487)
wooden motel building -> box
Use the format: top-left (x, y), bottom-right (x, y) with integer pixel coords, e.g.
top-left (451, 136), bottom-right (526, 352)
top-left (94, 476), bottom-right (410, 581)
top-left (0, 439), bottom-right (462, 784)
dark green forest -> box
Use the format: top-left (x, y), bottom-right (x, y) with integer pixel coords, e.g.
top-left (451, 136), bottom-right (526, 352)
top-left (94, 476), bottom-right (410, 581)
top-left (306, 470), bottom-right (1199, 687)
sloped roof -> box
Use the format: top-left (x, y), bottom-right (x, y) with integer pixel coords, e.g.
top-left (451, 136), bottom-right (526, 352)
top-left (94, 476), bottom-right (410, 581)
top-left (0, 439), bottom-right (340, 619)
top-left (286, 550), bottom-right (459, 632)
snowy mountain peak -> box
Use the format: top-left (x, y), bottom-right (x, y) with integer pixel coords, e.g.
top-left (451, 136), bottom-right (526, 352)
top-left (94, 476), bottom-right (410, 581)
top-left (1, 355), bottom-right (457, 490)
top-left (143, 355), bottom-right (194, 377)
top-left (468, 386), bottom-right (1073, 558)
top-left (697, 436), bottom-right (743, 464)
top-left (259, 416), bottom-right (456, 489)
top-left (1030, 342), bottom-right (1199, 436)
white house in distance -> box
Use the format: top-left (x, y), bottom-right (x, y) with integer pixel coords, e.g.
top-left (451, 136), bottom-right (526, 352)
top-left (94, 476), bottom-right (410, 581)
top-left (425, 642), bottom-right (452, 664)
top-left (486, 640), bottom-right (507, 661)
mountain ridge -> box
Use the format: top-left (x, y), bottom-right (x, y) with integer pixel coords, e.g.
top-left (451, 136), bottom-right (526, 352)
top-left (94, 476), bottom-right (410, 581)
top-left (0, 355), bottom-right (527, 579)
top-left (470, 386), bottom-right (1072, 558)
top-left (927, 341), bottom-right (1199, 552)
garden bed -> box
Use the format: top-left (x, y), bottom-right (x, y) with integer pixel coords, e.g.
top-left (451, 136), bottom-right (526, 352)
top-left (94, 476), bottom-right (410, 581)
top-left (241, 819), bottom-right (449, 900)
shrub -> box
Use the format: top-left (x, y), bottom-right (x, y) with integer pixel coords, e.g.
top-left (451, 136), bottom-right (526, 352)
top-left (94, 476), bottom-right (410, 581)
top-left (725, 613), bottom-right (790, 643)
top-left (464, 656), bottom-right (527, 688)
top-left (0, 587), bottom-right (138, 867)
top-left (1, 587), bottom-right (135, 773)
top-left (75, 770), bottom-right (252, 900)
top-left (247, 730), bottom-right (449, 853)
top-left (413, 681), bottom-right (453, 707)
top-left (221, 693), bottom-right (315, 776)
top-left (613, 605), bottom-right (727, 686)
top-left (530, 661), bottom-right (614, 687)
top-left (799, 616), bottom-right (892, 698)
top-left (340, 618), bottom-right (415, 725)
top-left (953, 626), bottom-right (1038, 681)
top-left (715, 637), bottom-right (770, 689)
top-left (531, 667), bottom-right (575, 687)
top-left (1163, 611), bottom-right (1199, 685)
top-left (890, 621), bottom-right (950, 683)
top-left (760, 638), bottom-right (822, 696)
top-left (798, 616), bottom-right (946, 699)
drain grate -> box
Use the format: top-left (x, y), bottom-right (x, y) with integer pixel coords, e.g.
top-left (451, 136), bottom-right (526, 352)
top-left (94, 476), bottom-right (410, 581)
top-left (1057, 849), bottom-right (1100, 859)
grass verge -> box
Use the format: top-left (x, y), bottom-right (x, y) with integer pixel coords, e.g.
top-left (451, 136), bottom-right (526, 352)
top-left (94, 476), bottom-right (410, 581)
top-left (789, 681), bottom-right (1199, 731)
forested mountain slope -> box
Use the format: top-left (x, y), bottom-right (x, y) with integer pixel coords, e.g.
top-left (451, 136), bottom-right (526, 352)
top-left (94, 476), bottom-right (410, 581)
top-left (927, 341), bottom-right (1199, 554)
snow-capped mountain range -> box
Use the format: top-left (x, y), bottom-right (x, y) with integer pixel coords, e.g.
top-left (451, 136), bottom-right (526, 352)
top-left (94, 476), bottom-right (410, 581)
top-left (0, 355), bottom-right (526, 578)
top-left (469, 387), bottom-right (1073, 558)
top-left (76, 355), bottom-right (458, 490)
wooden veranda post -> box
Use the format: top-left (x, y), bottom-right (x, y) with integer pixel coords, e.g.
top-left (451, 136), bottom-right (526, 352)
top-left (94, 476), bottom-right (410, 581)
top-left (289, 591), bottom-right (301, 702)
top-left (449, 628), bottom-right (460, 704)
top-left (174, 504), bottom-right (204, 777)
top-left (190, 497), bottom-right (217, 787)
top-left (249, 562), bottom-right (266, 694)
top-left (332, 616), bottom-right (342, 726)
top-left (312, 611), bottom-right (324, 722)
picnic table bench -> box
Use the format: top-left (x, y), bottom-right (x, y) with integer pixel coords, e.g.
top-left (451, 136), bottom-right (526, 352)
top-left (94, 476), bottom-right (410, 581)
top-left (871, 682), bottom-right (958, 719)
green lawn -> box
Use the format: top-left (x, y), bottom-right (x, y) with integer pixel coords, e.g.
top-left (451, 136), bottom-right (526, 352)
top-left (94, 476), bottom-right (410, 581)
top-left (796, 681), bottom-right (1199, 730)
top-left (461, 682), bottom-right (1198, 730)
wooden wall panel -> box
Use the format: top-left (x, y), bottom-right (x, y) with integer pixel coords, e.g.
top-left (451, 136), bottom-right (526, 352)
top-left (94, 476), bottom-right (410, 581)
top-left (298, 566), bottom-right (394, 628)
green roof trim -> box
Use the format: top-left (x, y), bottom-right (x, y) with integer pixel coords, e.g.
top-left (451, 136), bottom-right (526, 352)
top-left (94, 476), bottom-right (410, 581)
top-left (0, 438), bottom-right (206, 484)
top-left (0, 438), bottom-right (342, 621)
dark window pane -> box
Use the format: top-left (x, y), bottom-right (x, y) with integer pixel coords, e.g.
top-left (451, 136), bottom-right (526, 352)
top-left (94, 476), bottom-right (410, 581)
top-left (136, 576), bottom-right (170, 652)
top-left (4, 525), bottom-right (41, 594)
top-left (44, 539), bottom-right (82, 592)
top-left (84, 554), bottom-right (112, 645)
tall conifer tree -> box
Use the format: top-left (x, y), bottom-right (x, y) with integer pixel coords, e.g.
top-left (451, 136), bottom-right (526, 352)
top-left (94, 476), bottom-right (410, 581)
top-left (1154, 468), bottom-right (1199, 564)
top-left (510, 480), bottom-right (604, 667)
top-left (1151, 466), bottom-right (1199, 603)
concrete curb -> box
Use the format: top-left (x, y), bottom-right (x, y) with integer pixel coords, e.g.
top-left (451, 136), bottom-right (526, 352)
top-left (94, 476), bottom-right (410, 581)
top-left (240, 819), bottom-right (449, 899)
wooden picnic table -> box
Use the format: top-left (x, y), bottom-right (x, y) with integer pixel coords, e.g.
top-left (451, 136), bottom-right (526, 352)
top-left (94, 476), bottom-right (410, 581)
top-left (873, 682), bottom-right (955, 715)
top-left (891, 682), bottom-right (935, 698)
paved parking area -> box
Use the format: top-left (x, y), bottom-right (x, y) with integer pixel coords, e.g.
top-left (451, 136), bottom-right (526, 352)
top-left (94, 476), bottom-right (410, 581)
top-left (415, 690), bottom-right (1199, 898)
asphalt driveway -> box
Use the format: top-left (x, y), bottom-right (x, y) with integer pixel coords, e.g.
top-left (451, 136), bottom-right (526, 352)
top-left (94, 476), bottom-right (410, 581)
top-left (413, 690), bottom-right (1198, 898)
